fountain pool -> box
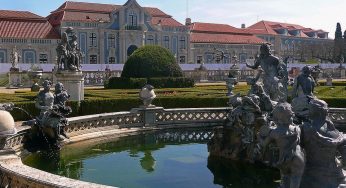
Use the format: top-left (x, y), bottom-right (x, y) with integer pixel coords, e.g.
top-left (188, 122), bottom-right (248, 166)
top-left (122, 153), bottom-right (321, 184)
top-left (23, 128), bottom-right (279, 188)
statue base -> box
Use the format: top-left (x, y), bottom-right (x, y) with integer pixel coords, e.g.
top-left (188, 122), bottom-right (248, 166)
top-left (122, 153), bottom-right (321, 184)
top-left (7, 71), bottom-right (21, 89)
top-left (55, 71), bottom-right (84, 102)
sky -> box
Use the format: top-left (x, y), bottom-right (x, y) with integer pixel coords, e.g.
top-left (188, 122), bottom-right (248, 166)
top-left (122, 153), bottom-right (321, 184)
top-left (1, 0), bottom-right (345, 38)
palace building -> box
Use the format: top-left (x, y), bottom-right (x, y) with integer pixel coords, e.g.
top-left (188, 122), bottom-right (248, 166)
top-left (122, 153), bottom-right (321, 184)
top-left (0, 0), bottom-right (334, 73)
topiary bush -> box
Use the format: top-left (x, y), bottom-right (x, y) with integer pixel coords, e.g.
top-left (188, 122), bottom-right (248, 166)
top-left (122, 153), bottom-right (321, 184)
top-left (121, 45), bottom-right (183, 78)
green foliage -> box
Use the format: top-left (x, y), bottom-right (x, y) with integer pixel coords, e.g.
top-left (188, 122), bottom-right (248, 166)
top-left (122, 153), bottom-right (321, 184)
top-left (147, 77), bottom-right (194, 88)
top-left (3, 84), bottom-right (346, 121)
top-left (121, 45), bottom-right (183, 78)
top-left (106, 77), bottom-right (147, 89)
top-left (106, 77), bottom-right (195, 89)
top-left (305, 59), bottom-right (319, 64)
top-left (335, 23), bottom-right (343, 39)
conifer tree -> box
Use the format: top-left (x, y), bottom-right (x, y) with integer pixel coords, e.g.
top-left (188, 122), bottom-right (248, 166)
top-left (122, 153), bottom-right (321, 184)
top-left (335, 23), bottom-right (343, 39)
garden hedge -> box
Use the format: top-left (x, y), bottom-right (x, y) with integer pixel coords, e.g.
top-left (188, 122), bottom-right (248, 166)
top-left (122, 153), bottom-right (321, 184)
top-left (105, 77), bottom-right (195, 89)
top-left (121, 45), bottom-right (183, 78)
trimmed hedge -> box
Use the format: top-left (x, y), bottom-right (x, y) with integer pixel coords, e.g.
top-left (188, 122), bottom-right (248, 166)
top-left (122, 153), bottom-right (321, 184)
top-left (105, 77), bottom-right (195, 89)
top-left (121, 45), bottom-right (183, 78)
top-left (147, 77), bottom-right (194, 88)
top-left (105, 77), bottom-right (147, 89)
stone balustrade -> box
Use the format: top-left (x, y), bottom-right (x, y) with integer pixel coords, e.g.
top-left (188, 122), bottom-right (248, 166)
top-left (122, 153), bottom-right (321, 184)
top-left (0, 106), bottom-right (346, 187)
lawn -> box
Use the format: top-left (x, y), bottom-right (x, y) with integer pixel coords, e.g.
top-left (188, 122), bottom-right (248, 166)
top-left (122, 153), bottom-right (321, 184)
top-left (1, 84), bottom-right (345, 121)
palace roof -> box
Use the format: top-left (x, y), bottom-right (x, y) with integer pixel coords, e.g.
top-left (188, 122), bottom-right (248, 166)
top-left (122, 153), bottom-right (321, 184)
top-left (190, 22), bottom-right (266, 44)
top-left (48, 1), bottom-right (184, 27)
top-left (190, 22), bottom-right (248, 35)
top-left (191, 33), bottom-right (265, 45)
top-left (0, 10), bottom-right (60, 39)
top-left (246, 20), bottom-right (328, 38)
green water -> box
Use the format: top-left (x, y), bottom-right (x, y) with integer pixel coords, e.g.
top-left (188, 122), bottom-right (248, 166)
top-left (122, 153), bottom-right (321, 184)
top-left (23, 129), bottom-right (280, 188)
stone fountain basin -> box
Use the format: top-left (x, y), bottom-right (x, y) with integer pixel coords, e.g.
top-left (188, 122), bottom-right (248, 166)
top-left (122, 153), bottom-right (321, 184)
top-left (0, 107), bottom-right (228, 188)
top-left (0, 107), bottom-right (345, 188)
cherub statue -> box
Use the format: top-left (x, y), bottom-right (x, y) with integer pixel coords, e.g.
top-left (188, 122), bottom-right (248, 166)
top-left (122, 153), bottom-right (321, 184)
top-left (261, 103), bottom-right (305, 188)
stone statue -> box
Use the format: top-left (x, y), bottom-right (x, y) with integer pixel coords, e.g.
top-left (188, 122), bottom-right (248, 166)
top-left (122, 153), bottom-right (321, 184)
top-left (56, 32), bottom-right (69, 70)
top-left (139, 84), bottom-right (156, 107)
top-left (213, 48), bottom-right (225, 63)
top-left (311, 65), bottom-right (322, 85)
top-left (292, 66), bottom-right (315, 98)
top-left (300, 99), bottom-right (346, 188)
top-left (56, 27), bottom-right (81, 71)
top-left (10, 46), bottom-right (20, 70)
top-left (34, 80), bottom-right (70, 142)
top-left (291, 66), bottom-right (316, 122)
top-left (260, 103), bottom-right (305, 188)
top-left (246, 44), bottom-right (287, 102)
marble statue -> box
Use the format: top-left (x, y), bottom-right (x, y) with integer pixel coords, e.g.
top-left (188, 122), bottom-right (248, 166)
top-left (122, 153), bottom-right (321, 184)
top-left (139, 84), bottom-right (156, 107)
top-left (300, 99), bottom-right (346, 188)
top-left (56, 27), bottom-right (81, 71)
top-left (260, 103), bottom-right (305, 188)
top-left (246, 43), bottom-right (287, 102)
top-left (10, 46), bottom-right (20, 69)
top-left (226, 58), bottom-right (240, 96)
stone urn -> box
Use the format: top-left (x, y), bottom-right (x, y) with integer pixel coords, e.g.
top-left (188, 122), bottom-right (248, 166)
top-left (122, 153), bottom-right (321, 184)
top-left (27, 70), bottom-right (43, 92)
top-left (0, 110), bottom-right (17, 149)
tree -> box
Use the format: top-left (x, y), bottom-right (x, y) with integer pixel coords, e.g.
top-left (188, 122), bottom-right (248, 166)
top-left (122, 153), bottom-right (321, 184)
top-left (121, 45), bottom-right (183, 78)
top-left (334, 23), bottom-right (344, 61)
top-left (335, 23), bottom-right (343, 40)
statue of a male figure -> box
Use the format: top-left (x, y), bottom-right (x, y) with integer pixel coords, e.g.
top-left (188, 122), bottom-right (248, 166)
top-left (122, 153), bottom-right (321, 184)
top-left (246, 44), bottom-right (287, 102)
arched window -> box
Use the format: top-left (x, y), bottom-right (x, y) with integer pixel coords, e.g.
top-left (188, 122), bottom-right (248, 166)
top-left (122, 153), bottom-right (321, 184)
top-left (24, 50), bottom-right (35, 64)
top-left (0, 50), bottom-right (6, 63)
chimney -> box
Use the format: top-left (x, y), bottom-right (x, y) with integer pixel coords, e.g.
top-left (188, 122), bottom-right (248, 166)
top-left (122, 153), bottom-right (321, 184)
top-left (241, 24), bottom-right (246, 29)
top-left (185, 18), bottom-right (192, 26)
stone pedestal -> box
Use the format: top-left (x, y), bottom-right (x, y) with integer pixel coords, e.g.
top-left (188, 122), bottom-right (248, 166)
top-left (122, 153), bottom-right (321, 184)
top-left (130, 106), bottom-right (164, 127)
top-left (7, 70), bottom-right (21, 88)
top-left (55, 71), bottom-right (84, 102)
top-left (340, 69), bottom-right (345, 78)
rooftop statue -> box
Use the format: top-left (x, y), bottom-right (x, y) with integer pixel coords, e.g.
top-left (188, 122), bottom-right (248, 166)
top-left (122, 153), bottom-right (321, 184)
top-left (246, 43), bottom-right (287, 102)
top-left (56, 27), bottom-right (82, 71)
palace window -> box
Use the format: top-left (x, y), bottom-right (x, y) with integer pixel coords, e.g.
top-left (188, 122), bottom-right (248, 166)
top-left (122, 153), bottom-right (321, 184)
top-left (147, 35), bottom-right (154, 45)
top-left (39, 54), bottom-right (48, 64)
top-left (24, 51), bottom-right (35, 64)
top-left (164, 36), bottom-right (170, 49)
top-left (89, 33), bottom-right (97, 47)
top-left (109, 57), bottom-right (116, 64)
top-left (0, 50), bottom-right (6, 63)
top-left (90, 55), bottom-right (97, 64)
top-left (128, 11), bottom-right (137, 26)
top-left (108, 34), bottom-right (116, 48)
top-left (197, 56), bottom-right (203, 64)
top-left (179, 36), bottom-right (186, 49)
top-left (179, 56), bottom-right (186, 63)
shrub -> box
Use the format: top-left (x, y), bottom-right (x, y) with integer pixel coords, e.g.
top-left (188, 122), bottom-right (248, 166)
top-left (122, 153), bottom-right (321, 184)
top-left (147, 77), bottom-right (195, 88)
top-left (121, 45), bottom-right (183, 78)
top-left (106, 77), bottom-right (147, 89)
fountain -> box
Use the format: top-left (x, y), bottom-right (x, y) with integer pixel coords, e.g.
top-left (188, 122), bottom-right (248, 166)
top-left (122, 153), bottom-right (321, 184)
top-left (208, 43), bottom-right (346, 188)
top-left (0, 44), bottom-right (346, 188)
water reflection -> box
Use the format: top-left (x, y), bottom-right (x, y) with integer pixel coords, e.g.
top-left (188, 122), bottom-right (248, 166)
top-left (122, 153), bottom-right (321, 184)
top-left (23, 128), bottom-right (279, 187)
top-left (207, 156), bottom-right (280, 188)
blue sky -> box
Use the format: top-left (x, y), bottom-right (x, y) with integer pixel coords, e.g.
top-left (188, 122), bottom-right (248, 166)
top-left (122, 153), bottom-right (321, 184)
top-left (1, 0), bottom-right (345, 38)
